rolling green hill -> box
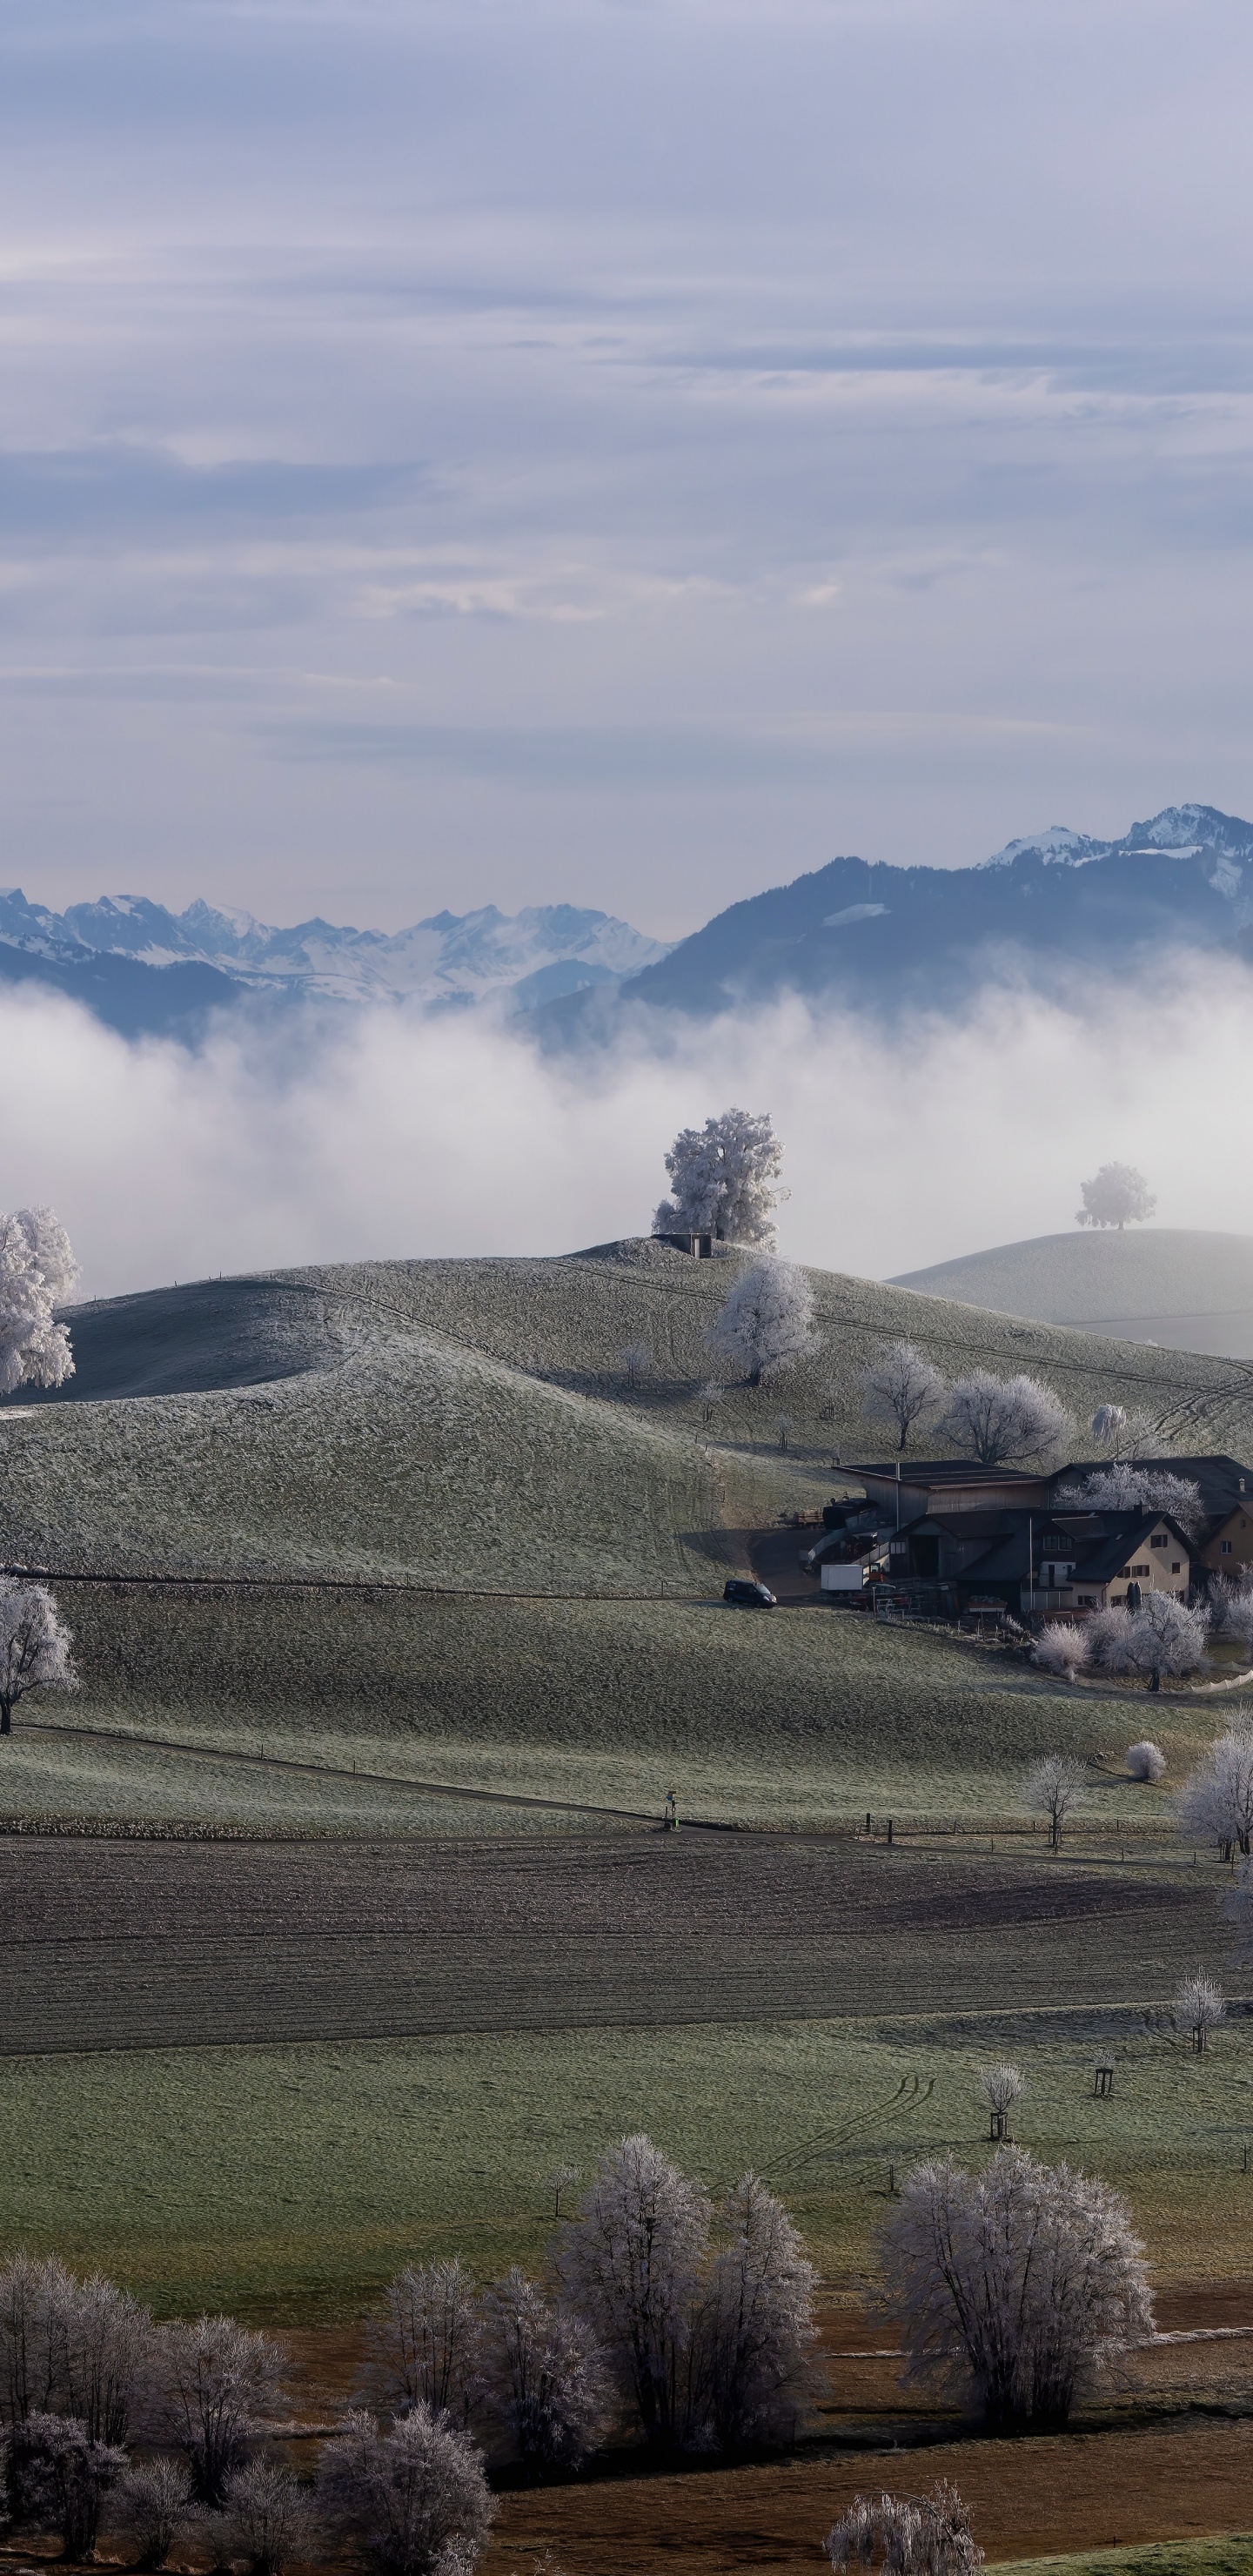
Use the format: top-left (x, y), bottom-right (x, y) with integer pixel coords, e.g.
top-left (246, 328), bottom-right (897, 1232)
top-left (892, 1228), bottom-right (1253, 1362)
top-left (2, 1238), bottom-right (1250, 1834)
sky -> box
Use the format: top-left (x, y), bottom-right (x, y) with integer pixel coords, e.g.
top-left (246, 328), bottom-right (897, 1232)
top-left (4, 0), bottom-right (1253, 941)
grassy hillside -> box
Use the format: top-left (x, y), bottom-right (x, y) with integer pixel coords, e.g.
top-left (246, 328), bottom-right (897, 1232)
top-left (892, 1229), bottom-right (1253, 1362)
top-left (1, 1238), bottom-right (1250, 1832)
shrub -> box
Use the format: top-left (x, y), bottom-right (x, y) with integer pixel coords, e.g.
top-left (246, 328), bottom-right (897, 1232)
top-left (318, 2405), bottom-right (492, 2576)
top-left (222, 2459), bottom-right (317, 2576)
top-left (116, 2457), bottom-right (196, 2571)
top-left (1125, 1741), bottom-right (1166, 1782)
top-left (1033, 1624), bottom-right (1089, 1679)
top-left (826, 2480), bottom-right (982, 2576)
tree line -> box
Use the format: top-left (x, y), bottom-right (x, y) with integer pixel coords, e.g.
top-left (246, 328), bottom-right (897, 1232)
top-left (0, 2126), bottom-right (1161, 2576)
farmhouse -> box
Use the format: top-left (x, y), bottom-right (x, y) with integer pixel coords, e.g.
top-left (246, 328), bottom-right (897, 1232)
top-left (828, 1450), bottom-right (1253, 1620)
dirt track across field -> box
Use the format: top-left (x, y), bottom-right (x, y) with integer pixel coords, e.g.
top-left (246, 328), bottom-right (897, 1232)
top-left (0, 1829), bottom-right (1223, 2055)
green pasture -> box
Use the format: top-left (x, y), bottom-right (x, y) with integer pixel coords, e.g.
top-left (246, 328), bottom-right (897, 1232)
top-left (6, 2009), bottom-right (1253, 2322)
top-left (987, 2549), bottom-right (1253, 2576)
top-left (0, 1582), bottom-right (1233, 1832)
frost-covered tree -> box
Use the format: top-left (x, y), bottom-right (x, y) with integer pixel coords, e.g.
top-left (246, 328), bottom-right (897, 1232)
top-left (654, 1109), bottom-right (786, 1247)
top-left (1125, 1741), bottom-right (1167, 1782)
top-left (0, 1582), bottom-right (77, 1739)
top-left (157, 2317), bottom-right (286, 2506)
top-left (1055, 1464), bottom-right (1205, 1536)
top-left (559, 2134), bottom-right (711, 2452)
top-left (479, 2270), bottom-right (606, 2474)
top-left (1075, 1164), bottom-right (1156, 1230)
top-left (0, 1206), bottom-right (77, 1397)
top-left (221, 2459), bottom-right (317, 2576)
top-left (1177, 1718), bottom-right (1253, 1857)
top-left (116, 2458), bottom-right (196, 2572)
top-left (1209, 1569), bottom-right (1253, 1657)
top-left (941, 1372), bottom-right (1069, 1468)
top-left (318, 2405), bottom-right (492, 2576)
top-left (372, 2262), bottom-right (479, 2429)
top-left (17, 2413), bottom-right (127, 2559)
top-left (707, 1261), bottom-right (819, 1390)
top-left (1024, 1752), bottom-right (1088, 1850)
top-left (60, 2272), bottom-right (153, 2447)
top-left (825, 2480), bottom-right (982, 2576)
top-left (702, 2175), bottom-right (817, 2454)
top-left (1033, 1623), bottom-right (1090, 1680)
top-left (1086, 1606), bottom-right (1134, 1672)
top-left (1091, 1404), bottom-right (1127, 1446)
top-left (1127, 1593), bottom-right (1209, 1690)
top-left (859, 1343), bottom-right (947, 1455)
top-left (620, 1340), bottom-right (651, 1391)
top-left (879, 2148), bottom-right (1152, 2432)
top-left (976, 2064), bottom-right (1023, 2142)
top-left (698, 1381), bottom-right (725, 1431)
top-left (1174, 1971), bottom-right (1225, 2055)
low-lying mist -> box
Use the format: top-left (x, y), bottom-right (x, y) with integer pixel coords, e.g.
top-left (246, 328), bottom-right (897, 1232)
top-left (1, 964), bottom-right (1250, 1303)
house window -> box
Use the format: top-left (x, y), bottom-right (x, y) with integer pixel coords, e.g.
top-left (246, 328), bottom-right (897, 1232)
top-left (1222, 1541), bottom-right (1233, 1555)
top-left (1172, 1562), bottom-right (1181, 1574)
top-left (1150, 1534), bottom-right (1168, 1549)
top-left (1077, 1593), bottom-right (1096, 1607)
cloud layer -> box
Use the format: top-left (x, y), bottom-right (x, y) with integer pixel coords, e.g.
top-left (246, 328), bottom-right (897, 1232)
top-left (2, 2), bottom-right (1253, 930)
top-left (3, 966), bottom-right (1250, 1302)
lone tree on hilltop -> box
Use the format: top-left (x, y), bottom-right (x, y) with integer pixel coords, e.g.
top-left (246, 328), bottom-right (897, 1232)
top-left (708, 1260), bottom-right (820, 1389)
top-left (1076, 1164), bottom-right (1156, 1231)
top-left (826, 2481), bottom-right (982, 2576)
top-left (1174, 1970), bottom-right (1225, 2055)
top-left (1177, 1717), bottom-right (1253, 1858)
top-left (859, 1342), bottom-right (947, 1454)
top-left (1024, 1751), bottom-right (1088, 1850)
top-left (879, 2147), bottom-right (1152, 2432)
top-left (654, 1109), bottom-right (786, 1247)
top-left (941, 1371), bottom-right (1069, 1467)
top-left (0, 1581), bottom-right (77, 1739)
top-left (0, 1205), bottom-right (78, 1397)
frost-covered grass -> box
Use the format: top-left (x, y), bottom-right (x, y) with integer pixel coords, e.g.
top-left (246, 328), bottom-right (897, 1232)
top-left (6, 1582), bottom-right (1230, 1831)
top-left (2, 1241), bottom-right (1250, 1830)
top-left (6, 2007), bottom-right (1253, 2318)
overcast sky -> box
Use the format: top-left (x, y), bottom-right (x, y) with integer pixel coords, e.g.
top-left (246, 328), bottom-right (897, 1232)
top-left (3, 0), bottom-right (1253, 938)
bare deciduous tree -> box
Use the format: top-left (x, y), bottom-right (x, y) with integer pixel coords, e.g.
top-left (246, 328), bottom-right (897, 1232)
top-left (61, 2271), bottom-right (153, 2446)
top-left (0, 1583), bottom-right (77, 1739)
top-left (826, 2480), bottom-right (983, 2576)
top-left (879, 2148), bottom-right (1152, 2432)
top-left (1209, 1570), bottom-right (1253, 1658)
top-left (620, 1340), bottom-right (651, 1391)
top-left (1127, 1593), bottom-right (1209, 1691)
top-left (1032, 1623), bottom-right (1090, 1680)
top-left (1055, 1465), bottom-right (1205, 1537)
top-left (1023, 1753), bottom-right (1088, 1850)
top-left (941, 1372), bottom-right (1069, 1468)
top-left (976, 2065), bottom-right (1023, 2142)
top-left (0, 1206), bottom-right (78, 1396)
top-left (222, 2459), bottom-right (317, 2576)
top-left (707, 1261), bottom-right (819, 1390)
top-left (547, 2165), bottom-right (581, 2223)
top-left (372, 2263), bottom-right (480, 2430)
top-left (479, 2271), bottom-right (606, 2474)
top-left (1177, 1720), bottom-right (1253, 1857)
top-left (318, 2405), bottom-right (492, 2576)
top-left (698, 1382), bottom-right (725, 1432)
top-left (1075, 1164), bottom-right (1156, 1231)
top-left (1173, 1971), bottom-right (1225, 2054)
top-left (157, 2317), bottom-right (286, 2506)
top-left (0, 2254), bottom-right (74, 2432)
top-left (1125, 1741), bottom-right (1167, 1782)
top-left (702, 2175), bottom-right (817, 2453)
top-left (16, 2412), bottom-right (127, 2559)
top-left (116, 2457), bottom-right (196, 2571)
top-left (859, 1344), bottom-right (947, 1455)
top-left (559, 2134), bottom-right (711, 2452)
top-left (654, 1110), bottom-right (786, 1248)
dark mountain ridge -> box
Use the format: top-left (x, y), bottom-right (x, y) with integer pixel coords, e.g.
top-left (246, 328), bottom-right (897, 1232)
top-left (537, 802), bottom-right (1253, 1040)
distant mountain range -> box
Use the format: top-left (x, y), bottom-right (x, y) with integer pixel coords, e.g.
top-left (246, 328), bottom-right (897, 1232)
top-left (3, 802), bottom-right (1252, 1043)
top-left (0, 889), bottom-right (671, 1038)
top-left (539, 802), bottom-right (1253, 1041)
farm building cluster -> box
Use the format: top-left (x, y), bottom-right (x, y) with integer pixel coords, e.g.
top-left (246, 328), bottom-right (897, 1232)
top-left (811, 1454), bottom-right (1253, 1625)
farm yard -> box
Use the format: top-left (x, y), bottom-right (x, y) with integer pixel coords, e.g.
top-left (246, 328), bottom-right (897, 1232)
top-left (4, 1244), bottom-right (1253, 2573)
